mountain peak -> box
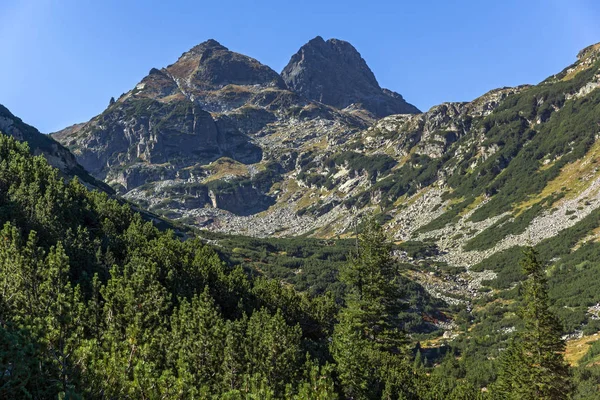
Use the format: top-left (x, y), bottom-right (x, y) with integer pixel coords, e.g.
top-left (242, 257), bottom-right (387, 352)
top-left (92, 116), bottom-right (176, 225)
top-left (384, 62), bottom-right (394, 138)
top-left (281, 37), bottom-right (419, 117)
top-left (188, 38), bottom-right (228, 54)
top-left (307, 35), bottom-right (326, 45)
top-left (166, 39), bottom-right (285, 91)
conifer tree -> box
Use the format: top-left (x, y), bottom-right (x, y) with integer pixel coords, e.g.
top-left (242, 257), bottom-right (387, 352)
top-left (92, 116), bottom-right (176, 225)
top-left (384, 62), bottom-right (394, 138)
top-left (245, 308), bottom-right (303, 394)
top-left (494, 248), bottom-right (573, 399)
top-left (38, 243), bottom-right (85, 397)
top-left (331, 217), bottom-right (414, 399)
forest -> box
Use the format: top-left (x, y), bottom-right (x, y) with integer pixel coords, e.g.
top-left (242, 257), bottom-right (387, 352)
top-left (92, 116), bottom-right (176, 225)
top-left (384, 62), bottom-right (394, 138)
top-left (1, 132), bottom-right (600, 399)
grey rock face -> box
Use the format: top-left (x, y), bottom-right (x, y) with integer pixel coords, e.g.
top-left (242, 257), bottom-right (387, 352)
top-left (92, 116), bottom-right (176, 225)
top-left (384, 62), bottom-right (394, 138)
top-left (281, 36), bottom-right (420, 117)
top-left (57, 98), bottom-right (261, 183)
top-left (209, 184), bottom-right (276, 216)
top-left (365, 86), bottom-right (528, 160)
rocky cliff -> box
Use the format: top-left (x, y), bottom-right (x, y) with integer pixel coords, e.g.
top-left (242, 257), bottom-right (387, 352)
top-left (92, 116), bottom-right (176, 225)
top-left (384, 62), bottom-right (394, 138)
top-left (281, 36), bottom-right (420, 117)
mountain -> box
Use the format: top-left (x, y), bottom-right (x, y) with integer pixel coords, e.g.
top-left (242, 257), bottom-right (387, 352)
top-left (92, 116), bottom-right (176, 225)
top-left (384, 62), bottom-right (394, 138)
top-left (0, 127), bottom-right (590, 399)
top-left (51, 38), bottom-right (374, 214)
top-left (52, 41), bottom-right (600, 251)
top-left (0, 104), bottom-right (113, 193)
top-left (51, 38), bottom-right (600, 280)
top-left (282, 36), bottom-right (420, 117)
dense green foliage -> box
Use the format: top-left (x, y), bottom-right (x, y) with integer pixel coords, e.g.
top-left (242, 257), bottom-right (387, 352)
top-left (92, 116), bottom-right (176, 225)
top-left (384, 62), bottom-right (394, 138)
top-left (202, 232), bottom-right (354, 298)
top-left (493, 249), bottom-right (572, 399)
top-left (0, 135), bottom-right (337, 398)
top-left (205, 233), bottom-right (447, 334)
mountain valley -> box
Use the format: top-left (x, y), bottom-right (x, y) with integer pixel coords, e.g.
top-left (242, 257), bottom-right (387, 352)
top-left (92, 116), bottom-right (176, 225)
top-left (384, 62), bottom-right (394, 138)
top-left (3, 35), bottom-right (600, 397)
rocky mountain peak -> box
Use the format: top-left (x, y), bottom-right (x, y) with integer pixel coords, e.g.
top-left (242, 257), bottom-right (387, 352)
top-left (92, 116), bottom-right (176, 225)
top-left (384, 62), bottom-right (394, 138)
top-left (52, 37), bottom-right (366, 195)
top-left (189, 38), bottom-right (228, 53)
top-left (281, 36), bottom-right (420, 118)
top-left (167, 39), bottom-right (285, 91)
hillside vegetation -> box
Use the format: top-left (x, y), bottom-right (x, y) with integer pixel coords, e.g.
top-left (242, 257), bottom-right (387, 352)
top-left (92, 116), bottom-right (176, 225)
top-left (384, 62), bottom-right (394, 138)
top-left (3, 132), bottom-right (600, 398)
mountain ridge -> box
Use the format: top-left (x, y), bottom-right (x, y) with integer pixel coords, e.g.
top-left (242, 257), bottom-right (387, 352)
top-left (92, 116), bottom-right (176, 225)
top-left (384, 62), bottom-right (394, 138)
top-left (51, 37), bottom-right (381, 200)
top-left (0, 104), bottom-right (113, 193)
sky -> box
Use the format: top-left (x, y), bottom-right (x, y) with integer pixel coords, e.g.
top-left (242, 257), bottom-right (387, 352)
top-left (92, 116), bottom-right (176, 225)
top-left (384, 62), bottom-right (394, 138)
top-left (1, 0), bottom-right (600, 133)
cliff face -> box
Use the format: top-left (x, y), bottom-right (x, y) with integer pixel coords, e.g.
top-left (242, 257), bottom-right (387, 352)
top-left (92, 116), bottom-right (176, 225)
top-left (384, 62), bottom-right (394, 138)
top-left (281, 36), bottom-right (420, 117)
top-left (53, 98), bottom-right (262, 185)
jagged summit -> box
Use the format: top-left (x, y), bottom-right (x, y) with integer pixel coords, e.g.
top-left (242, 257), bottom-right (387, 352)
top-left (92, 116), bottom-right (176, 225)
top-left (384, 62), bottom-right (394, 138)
top-left (51, 37), bottom-right (364, 195)
top-left (281, 36), bottom-right (420, 117)
top-left (167, 39), bottom-right (286, 91)
top-left (188, 38), bottom-right (228, 53)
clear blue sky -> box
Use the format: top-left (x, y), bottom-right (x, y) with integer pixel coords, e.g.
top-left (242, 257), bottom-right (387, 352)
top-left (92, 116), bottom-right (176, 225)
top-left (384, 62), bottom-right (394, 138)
top-left (2, 0), bottom-right (600, 133)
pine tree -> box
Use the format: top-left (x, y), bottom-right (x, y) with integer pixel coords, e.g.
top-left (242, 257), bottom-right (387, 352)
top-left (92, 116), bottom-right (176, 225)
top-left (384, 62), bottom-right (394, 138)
top-left (245, 308), bottom-right (303, 394)
top-left (331, 217), bottom-right (414, 399)
top-left (494, 248), bottom-right (573, 399)
top-left (414, 349), bottom-right (424, 372)
top-left (338, 217), bottom-right (407, 350)
top-left (38, 242), bottom-right (85, 397)
top-left (221, 317), bottom-right (248, 393)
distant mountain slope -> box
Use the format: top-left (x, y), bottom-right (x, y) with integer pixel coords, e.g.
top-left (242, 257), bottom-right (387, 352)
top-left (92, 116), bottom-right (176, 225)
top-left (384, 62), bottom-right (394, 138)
top-left (0, 104), bottom-right (113, 193)
top-left (282, 36), bottom-right (420, 117)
